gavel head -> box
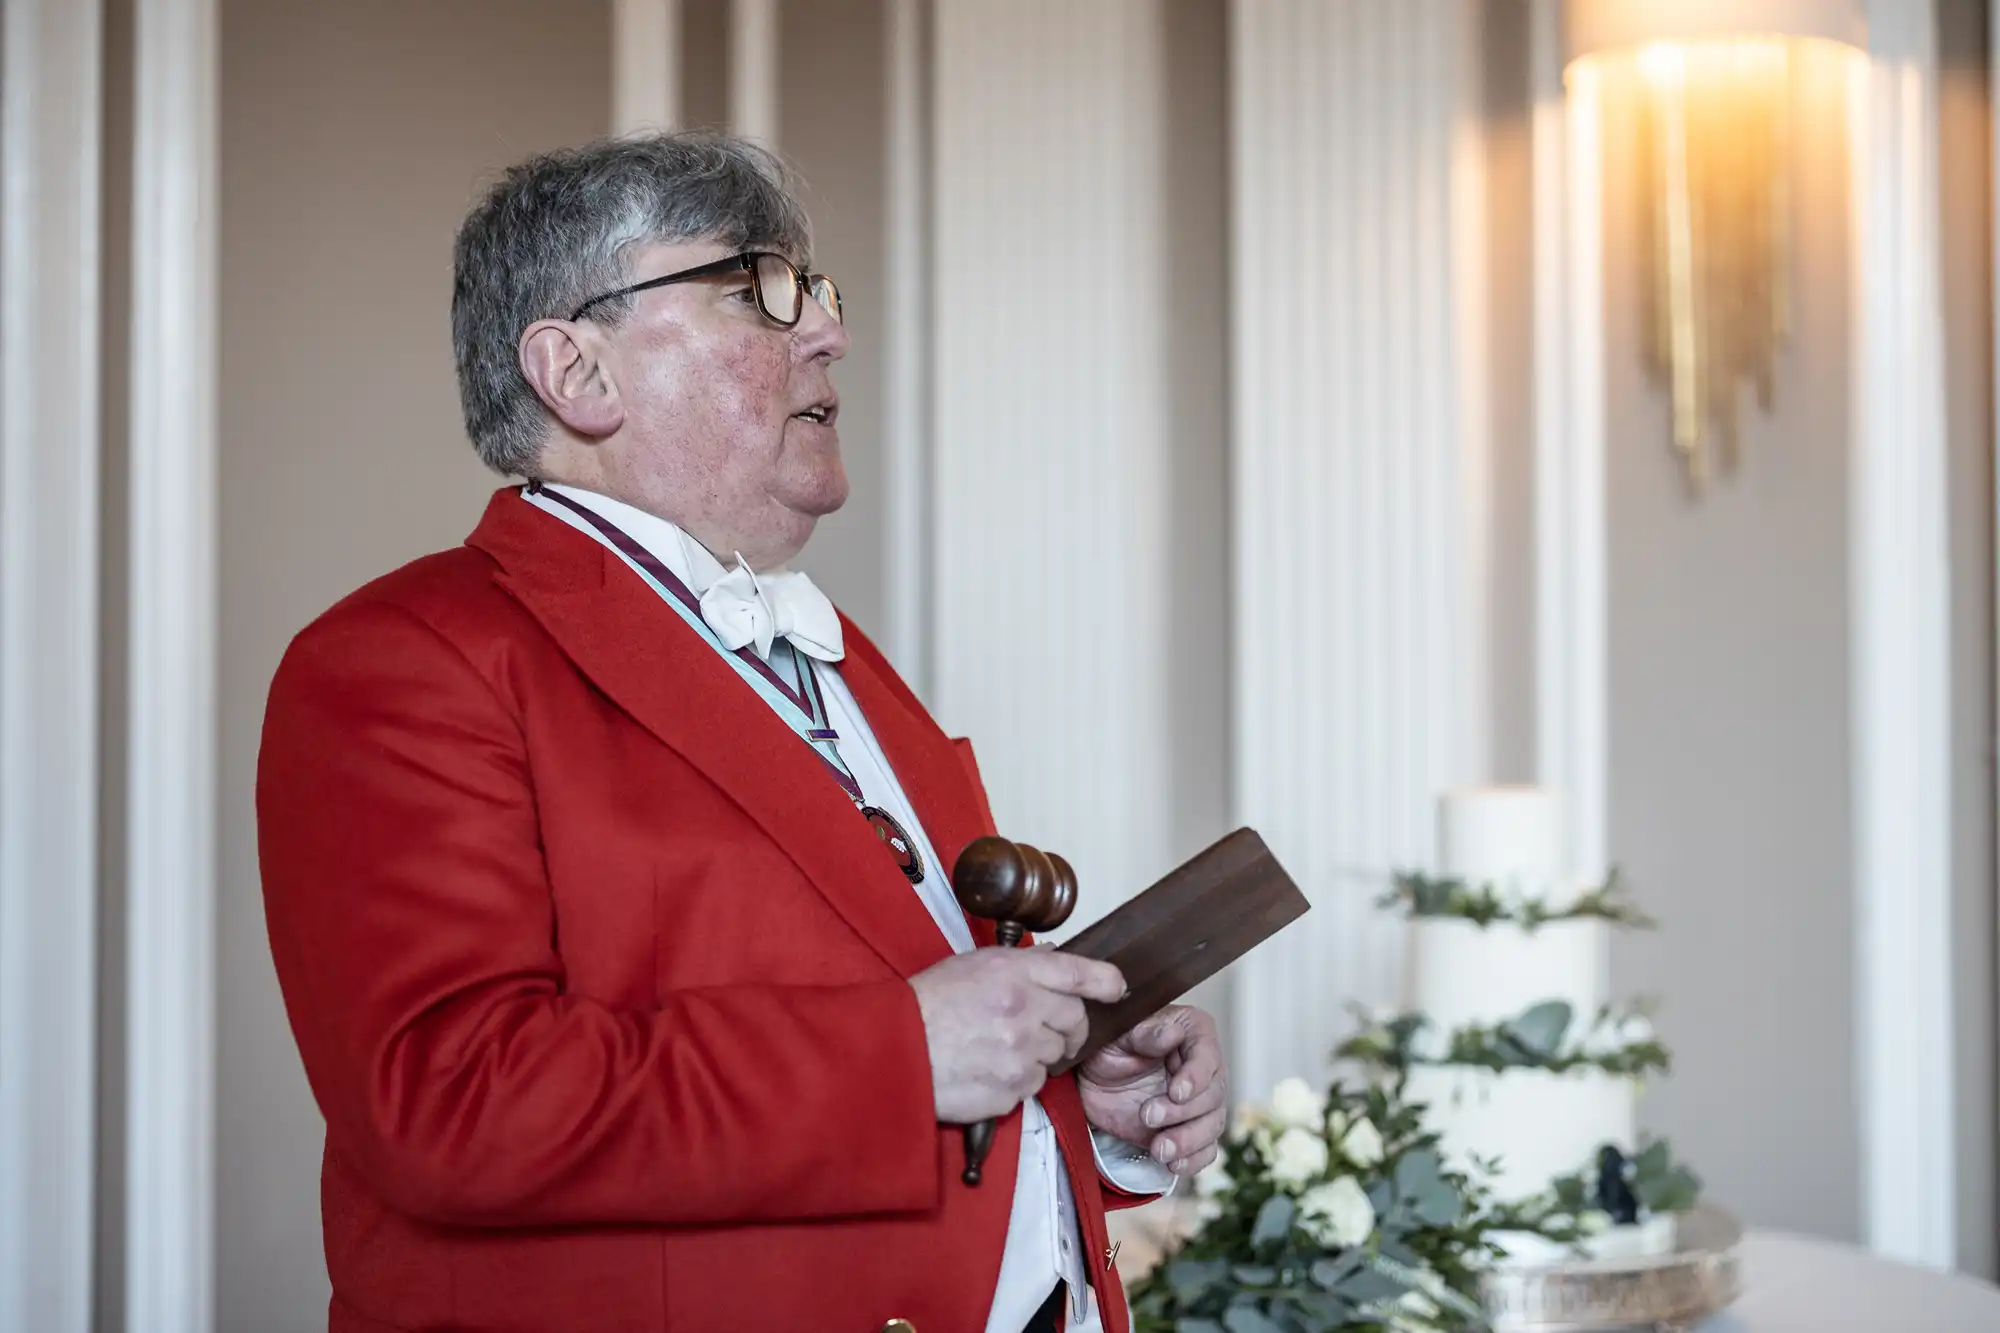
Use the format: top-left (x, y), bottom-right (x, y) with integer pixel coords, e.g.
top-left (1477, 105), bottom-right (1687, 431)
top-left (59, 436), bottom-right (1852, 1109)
top-left (951, 836), bottom-right (1079, 935)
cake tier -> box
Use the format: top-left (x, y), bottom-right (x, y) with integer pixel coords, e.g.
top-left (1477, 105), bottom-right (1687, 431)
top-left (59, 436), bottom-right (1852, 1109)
top-left (1489, 1215), bottom-right (1678, 1269)
top-left (1401, 1065), bottom-right (1637, 1205)
top-left (1438, 786), bottom-right (1571, 904)
top-left (1405, 916), bottom-right (1607, 1032)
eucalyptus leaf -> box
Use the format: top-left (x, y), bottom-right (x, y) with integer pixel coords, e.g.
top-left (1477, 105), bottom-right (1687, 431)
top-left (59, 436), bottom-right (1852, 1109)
top-left (1411, 876), bottom-right (1457, 915)
top-left (1291, 1290), bottom-right (1354, 1326)
top-left (1169, 1258), bottom-right (1231, 1301)
top-left (1251, 1194), bottom-right (1297, 1248)
top-left (1394, 1146), bottom-right (1445, 1200)
top-left (1333, 1266), bottom-right (1408, 1304)
top-left (1309, 1252), bottom-right (1364, 1291)
top-left (1366, 1178), bottom-right (1396, 1217)
top-left (1232, 1264), bottom-right (1278, 1287)
top-left (1222, 1303), bottom-right (1287, 1333)
top-left (1505, 1000), bottom-right (1574, 1057)
top-left (1377, 1237), bottom-right (1421, 1269)
top-left (1633, 1139), bottom-right (1671, 1179)
top-left (1176, 1321), bottom-right (1226, 1333)
top-left (1413, 1178), bottom-right (1463, 1227)
top-left (1640, 1164), bottom-right (1702, 1214)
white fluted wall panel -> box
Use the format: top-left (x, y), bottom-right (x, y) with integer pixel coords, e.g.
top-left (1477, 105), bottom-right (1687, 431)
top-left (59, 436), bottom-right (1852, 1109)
top-left (1, 3), bottom-right (103, 1328)
top-left (1532, 0), bottom-right (1609, 879)
top-left (127, 0), bottom-right (219, 1326)
top-left (931, 0), bottom-right (1173, 928)
top-left (1229, 0), bottom-right (1487, 1098)
top-left (1851, 0), bottom-right (1955, 1268)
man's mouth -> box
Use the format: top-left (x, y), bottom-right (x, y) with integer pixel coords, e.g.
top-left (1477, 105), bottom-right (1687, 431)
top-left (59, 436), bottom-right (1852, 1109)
top-left (793, 403), bottom-right (837, 425)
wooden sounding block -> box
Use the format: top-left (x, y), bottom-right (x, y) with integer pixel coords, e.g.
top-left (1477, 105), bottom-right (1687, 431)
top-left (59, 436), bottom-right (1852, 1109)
top-left (1050, 828), bottom-right (1308, 1074)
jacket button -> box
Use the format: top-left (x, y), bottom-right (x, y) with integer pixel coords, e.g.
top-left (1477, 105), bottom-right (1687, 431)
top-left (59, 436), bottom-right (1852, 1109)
top-left (881, 1322), bottom-right (917, 1333)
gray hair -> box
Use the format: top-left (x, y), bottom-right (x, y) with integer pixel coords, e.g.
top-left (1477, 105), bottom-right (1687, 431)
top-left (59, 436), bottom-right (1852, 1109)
top-left (451, 131), bottom-right (815, 476)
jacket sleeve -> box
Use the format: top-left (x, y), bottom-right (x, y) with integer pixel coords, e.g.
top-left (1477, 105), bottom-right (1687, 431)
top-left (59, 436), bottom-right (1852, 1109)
top-left (255, 598), bottom-right (941, 1229)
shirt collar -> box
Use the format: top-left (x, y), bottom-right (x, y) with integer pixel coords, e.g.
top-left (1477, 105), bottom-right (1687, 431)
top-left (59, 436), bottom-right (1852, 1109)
top-left (537, 482), bottom-right (741, 595)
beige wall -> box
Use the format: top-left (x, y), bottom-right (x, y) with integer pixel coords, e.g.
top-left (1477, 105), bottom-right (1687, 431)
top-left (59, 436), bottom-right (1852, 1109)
top-left (139, 6), bottom-right (2000, 1327)
top-left (1155, 0), bottom-right (1233, 887)
top-left (779, 0), bottom-right (892, 639)
top-left (1474, 0), bottom-right (1996, 1270)
top-left (214, 3), bottom-right (610, 1328)
top-left (1599, 47), bottom-right (1863, 1241)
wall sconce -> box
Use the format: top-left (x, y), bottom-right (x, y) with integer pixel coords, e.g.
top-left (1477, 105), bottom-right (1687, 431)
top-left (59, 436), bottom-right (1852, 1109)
top-left (1566, 1), bottom-right (1864, 490)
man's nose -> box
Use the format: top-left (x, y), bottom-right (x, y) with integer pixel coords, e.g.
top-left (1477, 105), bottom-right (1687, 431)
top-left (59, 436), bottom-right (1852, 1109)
top-left (793, 297), bottom-right (850, 362)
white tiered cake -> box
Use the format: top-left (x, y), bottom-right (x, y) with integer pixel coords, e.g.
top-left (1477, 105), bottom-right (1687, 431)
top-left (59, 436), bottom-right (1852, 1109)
top-left (1399, 787), bottom-right (1676, 1263)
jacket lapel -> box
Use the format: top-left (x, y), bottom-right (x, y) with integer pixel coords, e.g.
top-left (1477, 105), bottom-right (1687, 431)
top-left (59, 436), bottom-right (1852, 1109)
top-left (468, 488), bottom-right (954, 979)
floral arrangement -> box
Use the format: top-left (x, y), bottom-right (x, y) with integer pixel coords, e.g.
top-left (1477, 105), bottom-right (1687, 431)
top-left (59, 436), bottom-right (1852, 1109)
top-left (1334, 1001), bottom-right (1670, 1081)
top-left (1126, 1077), bottom-right (1505, 1333)
top-left (1379, 867), bottom-right (1654, 932)
top-left (1492, 1140), bottom-right (1703, 1244)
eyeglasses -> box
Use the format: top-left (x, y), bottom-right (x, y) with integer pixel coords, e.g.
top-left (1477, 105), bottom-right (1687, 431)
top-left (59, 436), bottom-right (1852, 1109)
top-left (566, 251), bottom-right (842, 327)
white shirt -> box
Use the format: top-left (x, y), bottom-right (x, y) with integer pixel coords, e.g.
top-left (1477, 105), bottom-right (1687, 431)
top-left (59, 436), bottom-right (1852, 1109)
top-left (524, 485), bottom-right (1173, 1331)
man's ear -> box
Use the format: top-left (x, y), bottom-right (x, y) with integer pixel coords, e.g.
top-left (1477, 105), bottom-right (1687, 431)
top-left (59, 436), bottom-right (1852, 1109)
top-left (518, 319), bottom-right (626, 439)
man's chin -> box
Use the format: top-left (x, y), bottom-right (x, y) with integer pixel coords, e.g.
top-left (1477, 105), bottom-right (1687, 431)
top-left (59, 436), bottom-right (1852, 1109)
top-left (784, 471), bottom-right (850, 521)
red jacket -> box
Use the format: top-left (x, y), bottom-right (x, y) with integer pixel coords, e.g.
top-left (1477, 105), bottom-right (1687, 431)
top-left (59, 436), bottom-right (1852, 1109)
top-left (256, 487), bottom-right (1145, 1333)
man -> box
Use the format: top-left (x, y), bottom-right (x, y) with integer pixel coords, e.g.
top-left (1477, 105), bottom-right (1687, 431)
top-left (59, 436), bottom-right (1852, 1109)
top-left (256, 132), bottom-right (1227, 1333)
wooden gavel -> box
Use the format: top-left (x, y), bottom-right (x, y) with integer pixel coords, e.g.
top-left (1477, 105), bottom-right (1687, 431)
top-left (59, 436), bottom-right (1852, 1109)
top-left (949, 835), bottom-right (1080, 1186)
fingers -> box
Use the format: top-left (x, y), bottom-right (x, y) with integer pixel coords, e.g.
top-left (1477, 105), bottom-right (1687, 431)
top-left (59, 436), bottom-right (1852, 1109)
top-left (1169, 1140), bottom-right (1221, 1177)
top-left (1140, 1058), bottom-right (1226, 1132)
top-left (1147, 1102), bottom-right (1226, 1174)
top-left (1119, 1005), bottom-right (1194, 1057)
top-left (1037, 992), bottom-right (1091, 1064)
top-left (1126, 1007), bottom-right (1222, 1096)
top-left (1164, 1011), bottom-right (1223, 1103)
top-left (1021, 950), bottom-right (1126, 1005)
top-left (1023, 1024), bottom-right (1066, 1071)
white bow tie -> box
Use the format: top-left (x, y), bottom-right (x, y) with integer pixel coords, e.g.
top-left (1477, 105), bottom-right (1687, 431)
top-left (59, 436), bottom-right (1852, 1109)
top-left (699, 559), bottom-right (844, 663)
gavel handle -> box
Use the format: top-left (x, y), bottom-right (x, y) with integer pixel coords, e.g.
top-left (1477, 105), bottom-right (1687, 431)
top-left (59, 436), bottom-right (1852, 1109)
top-left (962, 1120), bottom-right (997, 1185)
top-left (961, 918), bottom-right (1028, 1185)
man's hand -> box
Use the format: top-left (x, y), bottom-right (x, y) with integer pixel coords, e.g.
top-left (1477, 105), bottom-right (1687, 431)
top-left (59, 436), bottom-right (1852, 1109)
top-left (910, 949), bottom-right (1127, 1124)
top-left (1077, 1006), bottom-right (1226, 1177)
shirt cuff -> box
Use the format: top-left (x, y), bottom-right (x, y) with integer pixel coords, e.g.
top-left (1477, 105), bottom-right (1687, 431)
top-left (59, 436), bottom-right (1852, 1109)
top-left (1088, 1127), bottom-right (1178, 1198)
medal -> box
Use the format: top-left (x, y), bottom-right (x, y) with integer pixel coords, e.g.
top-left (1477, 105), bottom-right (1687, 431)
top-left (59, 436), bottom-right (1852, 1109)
top-left (861, 805), bottom-right (925, 884)
top-left (797, 658), bottom-right (927, 886)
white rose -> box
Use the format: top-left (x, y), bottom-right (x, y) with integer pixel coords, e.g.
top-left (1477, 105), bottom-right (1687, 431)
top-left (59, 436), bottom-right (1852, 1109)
top-left (1578, 1209), bottom-right (1612, 1235)
top-left (1616, 1013), bottom-right (1656, 1047)
top-left (1407, 1019), bottom-right (1452, 1063)
top-left (1195, 1194), bottom-right (1224, 1223)
top-left (1389, 1290), bottom-right (1441, 1333)
top-left (1267, 1126), bottom-right (1330, 1189)
top-left (1232, 1101), bottom-right (1269, 1137)
top-left (1339, 1115), bottom-right (1386, 1167)
top-left (1269, 1077), bottom-right (1326, 1131)
top-left (1299, 1175), bottom-right (1375, 1247)
top-left (1398, 1291), bottom-right (1441, 1316)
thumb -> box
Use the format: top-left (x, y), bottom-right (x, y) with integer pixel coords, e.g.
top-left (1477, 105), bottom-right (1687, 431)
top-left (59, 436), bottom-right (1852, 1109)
top-left (1118, 1005), bottom-right (1193, 1056)
top-left (1026, 951), bottom-right (1126, 1005)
